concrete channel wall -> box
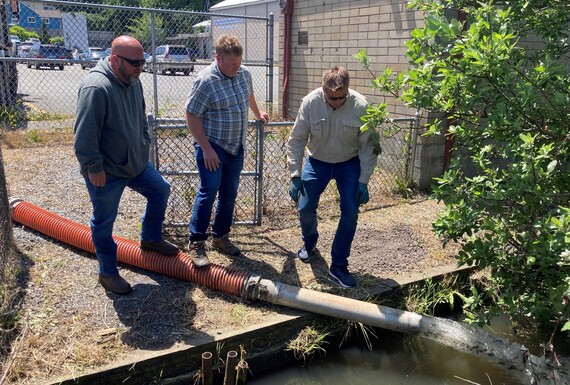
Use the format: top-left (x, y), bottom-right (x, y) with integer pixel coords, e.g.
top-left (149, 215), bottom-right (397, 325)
top-left (47, 265), bottom-right (469, 385)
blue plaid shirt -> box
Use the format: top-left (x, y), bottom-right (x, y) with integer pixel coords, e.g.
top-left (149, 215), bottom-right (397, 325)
top-left (185, 62), bottom-right (253, 155)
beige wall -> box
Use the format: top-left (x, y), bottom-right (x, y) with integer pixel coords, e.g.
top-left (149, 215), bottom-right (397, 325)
top-left (279, 0), bottom-right (425, 119)
top-left (278, 0), bottom-right (446, 190)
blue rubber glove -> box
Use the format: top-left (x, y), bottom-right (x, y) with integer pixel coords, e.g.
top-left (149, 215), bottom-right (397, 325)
top-left (289, 177), bottom-right (303, 203)
top-left (357, 183), bottom-right (369, 205)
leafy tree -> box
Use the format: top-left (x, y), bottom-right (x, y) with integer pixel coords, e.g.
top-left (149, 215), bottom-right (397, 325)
top-left (357, 0), bottom-right (570, 333)
top-left (127, 12), bottom-right (166, 49)
top-left (9, 25), bottom-right (38, 42)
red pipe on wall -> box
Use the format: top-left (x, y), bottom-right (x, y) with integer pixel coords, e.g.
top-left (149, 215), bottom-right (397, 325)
top-left (9, 199), bottom-right (249, 297)
top-left (281, 0), bottom-right (294, 119)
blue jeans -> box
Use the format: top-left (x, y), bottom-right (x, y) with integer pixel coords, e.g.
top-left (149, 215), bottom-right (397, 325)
top-left (298, 156), bottom-right (360, 268)
top-left (189, 142), bottom-right (244, 242)
top-left (84, 163), bottom-right (171, 275)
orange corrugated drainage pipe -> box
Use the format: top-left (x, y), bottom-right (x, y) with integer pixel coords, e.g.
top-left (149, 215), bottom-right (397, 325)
top-left (8, 198), bottom-right (423, 334)
top-left (9, 198), bottom-right (248, 297)
top-left (9, 200), bottom-right (551, 384)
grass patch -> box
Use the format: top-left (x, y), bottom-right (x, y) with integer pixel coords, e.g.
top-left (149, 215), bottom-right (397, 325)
top-left (285, 324), bottom-right (330, 365)
top-left (26, 111), bottom-right (74, 122)
top-left (1, 128), bottom-right (74, 149)
top-left (402, 273), bottom-right (467, 316)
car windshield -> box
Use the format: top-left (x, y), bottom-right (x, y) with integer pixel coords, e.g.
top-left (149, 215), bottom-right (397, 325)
top-left (38, 46), bottom-right (67, 59)
top-left (169, 47), bottom-right (188, 55)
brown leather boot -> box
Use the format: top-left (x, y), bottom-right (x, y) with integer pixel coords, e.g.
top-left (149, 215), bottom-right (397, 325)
top-left (212, 235), bottom-right (241, 256)
top-left (188, 241), bottom-right (210, 268)
top-left (98, 273), bottom-right (132, 295)
top-left (140, 239), bottom-right (179, 255)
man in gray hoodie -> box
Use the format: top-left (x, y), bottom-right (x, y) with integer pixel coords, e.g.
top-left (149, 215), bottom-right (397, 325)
top-left (74, 35), bottom-right (178, 295)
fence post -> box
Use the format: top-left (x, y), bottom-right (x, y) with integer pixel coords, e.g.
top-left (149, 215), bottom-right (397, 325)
top-left (408, 109), bottom-right (421, 186)
top-left (147, 114), bottom-right (157, 167)
top-left (255, 119), bottom-right (264, 225)
top-left (0, 1), bottom-right (15, 108)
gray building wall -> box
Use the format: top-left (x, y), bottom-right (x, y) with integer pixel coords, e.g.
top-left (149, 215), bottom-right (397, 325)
top-left (278, 0), bottom-right (446, 191)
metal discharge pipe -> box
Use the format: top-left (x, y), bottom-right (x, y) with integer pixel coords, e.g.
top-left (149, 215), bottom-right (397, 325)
top-left (9, 198), bottom-right (423, 334)
top-left (244, 277), bottom-right (422, 334)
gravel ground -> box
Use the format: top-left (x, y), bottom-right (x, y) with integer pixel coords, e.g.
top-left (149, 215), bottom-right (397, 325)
top-left (2, 142), bottom-right (459, 384)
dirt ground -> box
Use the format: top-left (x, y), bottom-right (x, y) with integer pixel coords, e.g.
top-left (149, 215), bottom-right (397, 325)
top-left (1, 142), bottom-right (459, 384)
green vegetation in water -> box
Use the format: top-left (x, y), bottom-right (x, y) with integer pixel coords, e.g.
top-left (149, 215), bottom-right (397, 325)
top-left (286, 325), bottom-right (330, 365)
top-left (403, 274), bottom-right (464, 316)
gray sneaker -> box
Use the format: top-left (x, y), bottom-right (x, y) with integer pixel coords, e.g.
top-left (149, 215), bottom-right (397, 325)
top-left (188, 241), bottom-right (210, 268)
top-left (297, 245), bottom-right (316, 263)
top-left (212, 235), bottom-right (241, 256)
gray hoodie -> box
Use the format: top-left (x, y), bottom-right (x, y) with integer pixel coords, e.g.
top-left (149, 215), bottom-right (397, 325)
top-left (74, 57), bottom-right (150, 179)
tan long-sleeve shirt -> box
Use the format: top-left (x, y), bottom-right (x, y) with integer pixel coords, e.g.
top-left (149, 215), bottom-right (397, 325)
top-left (286, 88), bottom-right (377, 184)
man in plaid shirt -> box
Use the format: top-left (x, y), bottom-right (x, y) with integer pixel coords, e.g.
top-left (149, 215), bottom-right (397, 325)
top-left (184, 34), bottom-right (269, 267)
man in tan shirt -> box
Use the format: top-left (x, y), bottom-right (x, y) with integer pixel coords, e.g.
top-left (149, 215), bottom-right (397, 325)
top-left (286, 66), bottom-right (377, 288)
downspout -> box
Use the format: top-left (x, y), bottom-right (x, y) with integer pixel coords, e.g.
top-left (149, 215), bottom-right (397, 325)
top-left (281, 0), bottom-right (293, 120)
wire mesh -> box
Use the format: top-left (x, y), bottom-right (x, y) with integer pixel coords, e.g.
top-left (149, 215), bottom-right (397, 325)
top-left (0, 0), bottom-right (272, 130)
top-left (152, 117), bottom-right (418, 229)
top-left (152, 118), bottom-right (264, 227)
top-left (1, 0), bottom-right (418, 232)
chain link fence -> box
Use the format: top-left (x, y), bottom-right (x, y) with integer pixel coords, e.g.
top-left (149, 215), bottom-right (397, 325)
top-left (152, 116), bottom-right (419, 230)
top-left (1, 0), bottom-right (274, 130)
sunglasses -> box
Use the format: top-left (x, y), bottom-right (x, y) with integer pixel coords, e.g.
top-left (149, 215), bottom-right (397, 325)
top-left (116, 55), bottom-right (146, 68)
top-left (324, 89), bottom-right (349, 101)
top-left (327, 94), bottom-right (348, 101)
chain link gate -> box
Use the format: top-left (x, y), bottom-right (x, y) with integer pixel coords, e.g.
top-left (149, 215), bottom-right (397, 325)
top-left (152, 116), bottom-right (419, 229)
top-left (256, 117), bottom-right (421, 230)
top-left (150, 116), bottom-right (266, 227)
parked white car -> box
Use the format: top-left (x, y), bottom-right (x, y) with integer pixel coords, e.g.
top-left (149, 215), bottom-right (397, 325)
top-left (80, 47), bottom-right (106, 70)
top-left (146, 45), bottom-right (194, 75)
